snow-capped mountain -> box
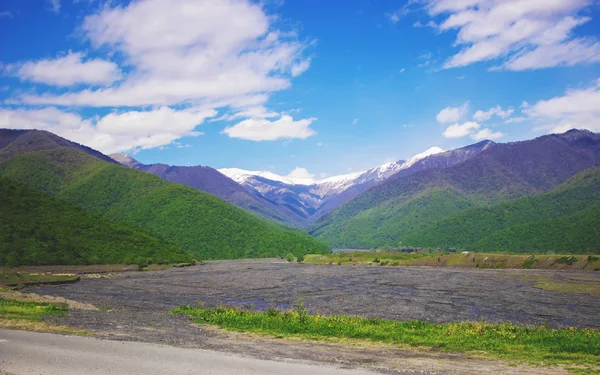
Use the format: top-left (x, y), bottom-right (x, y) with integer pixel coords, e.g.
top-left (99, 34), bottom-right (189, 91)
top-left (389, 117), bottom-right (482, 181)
top-left (220, 147), bottom-right (443, 195)
top-left (312, 147), bottom-right (444, 197)
top-left (219, 168), bottom-right (316, 185)
top-left (218, 147), bottom-right (445, 224)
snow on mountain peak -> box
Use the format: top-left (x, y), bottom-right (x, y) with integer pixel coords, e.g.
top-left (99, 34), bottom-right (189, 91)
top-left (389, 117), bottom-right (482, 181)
top-left (219, 167), bottom-right (316, 185)
top-left (220, 146), bottom-right (443, 192)
top-left (402, 146), bottom-right (444, 168)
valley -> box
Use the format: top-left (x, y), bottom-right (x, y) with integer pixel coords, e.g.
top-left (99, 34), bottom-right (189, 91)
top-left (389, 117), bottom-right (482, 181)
top-left (2, 1), bottom-right (600, 374)
top-left (1, 129), bottom-right (599, 374)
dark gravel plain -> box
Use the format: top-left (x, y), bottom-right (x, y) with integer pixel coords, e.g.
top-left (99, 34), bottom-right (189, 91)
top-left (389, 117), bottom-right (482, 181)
top-left (26, 259), bottom-right (599, 374)
top-left (34, 259), bottom-right (599, 328)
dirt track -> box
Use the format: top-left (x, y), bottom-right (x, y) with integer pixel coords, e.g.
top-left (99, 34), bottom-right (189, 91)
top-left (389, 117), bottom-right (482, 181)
top-left (26, 259), bottom-right (599, 374)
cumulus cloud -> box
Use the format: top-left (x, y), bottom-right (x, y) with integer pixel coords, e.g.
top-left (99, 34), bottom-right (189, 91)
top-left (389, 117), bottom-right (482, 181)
top-left (442, 121), bottom-right (480, 138)
top-left (221, 115), bottom-right (316, 141)
top-left (525, 78), bottom-right (600, 133)
top-left (19, 0), bottom-right (310, 107)
top-left (473, 106), bottom-right (514, 122)
top-left (0, 106), bottom-right (215, 154)
top-left (9, 52), bottom-right (122, 86)
top-left (471, 128), bottom-right (503, 141)
top-left (416, 0), bottom-right (600, 70)
top-left (2, 0), bottom-right (315, 151)
top-left (436, 101), bottom-right (469, 124)
top-left (286, 167), bottom-right (315, 182)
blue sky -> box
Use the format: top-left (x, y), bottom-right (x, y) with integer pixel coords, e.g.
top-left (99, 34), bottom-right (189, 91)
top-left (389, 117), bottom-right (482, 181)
top-left (1, 0), bottom-right (599, 179)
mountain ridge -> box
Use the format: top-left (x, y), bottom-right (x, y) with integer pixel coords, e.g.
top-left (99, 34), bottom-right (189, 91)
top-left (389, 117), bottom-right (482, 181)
top-left (310, 129), bottom-right (600, 249)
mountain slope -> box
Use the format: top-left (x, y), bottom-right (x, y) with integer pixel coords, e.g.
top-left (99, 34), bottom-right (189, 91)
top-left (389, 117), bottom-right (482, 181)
top-left (0, 129), bottom-right (118, 164)
top-left (109, 155), bottom-right (304, 227)
top-left (400, 168), bottom-right (600, 254)
top-left (0, 147), bottom-right (330, 260)
top-left (0, 176), bottom-right (192, 266)
top-left (311, 130), bottom-right (600, 249)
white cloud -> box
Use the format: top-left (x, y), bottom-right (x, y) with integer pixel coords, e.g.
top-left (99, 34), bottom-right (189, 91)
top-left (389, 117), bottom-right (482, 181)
top-left (413, 20), bottom-right (437, 28)
top-left (286, 167), bottom-right (315, 182)
top-left (221, 115), bottom-right (316, 141)
top-left (291, 58), bottom-right (311, 77)
top-left (0, 106), bottom-right (215, 154)
top-left (525, 79), bottom-right (600, 133)
top-left (0, 11), bottom-right (13, 18)
top-left (436, 101), bottom-right (469, 124)
top-left (3, 0), bottom-right (315, 152)
top-left (352, 118), bottom-right (359, 125)
top-left (17, 0), bottom-right (311, 108)
top-left (49, 0), bottom-right (60, 13)
top-left (471, 128), bottom-right (503, 141)
top-left (417, 0), bottom-right (600, 70)
top-left (9, 52), bottom-right (122, 86)
top-left (504, 116), bottom-right (526, 124)
top-left (473, 105), bottom-right (514, 122)
top-left (442, 121), bottom-right (480, 138)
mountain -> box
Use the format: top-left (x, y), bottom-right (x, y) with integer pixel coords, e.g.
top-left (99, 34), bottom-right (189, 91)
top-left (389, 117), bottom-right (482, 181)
top-left (109, 154), bottom-right (305, 226)
top-left (311, 130), bottom-right (600, 249)
top-left (0, 176), bottom-right (192, 266)
top-left (0, 129), bottom-right (118, 165)
top-left (400, 167), bottom-right (600, 254)
top-left (219, 146), bottom-right (446, 225)
top-left (0, 130), bottom-right (330, 260)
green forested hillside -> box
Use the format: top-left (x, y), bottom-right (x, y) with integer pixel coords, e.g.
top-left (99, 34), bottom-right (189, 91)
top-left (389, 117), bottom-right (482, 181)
top-left (0, 176), bottom-right (192, 266)
top-left (400, 168), bottom-right (600, 254)
top-left (310, 155), bottom-right (538, 248)
top-left (310, 130), bottom-right (599, 251)
top-left (0, 148), bottom-right (330, 260)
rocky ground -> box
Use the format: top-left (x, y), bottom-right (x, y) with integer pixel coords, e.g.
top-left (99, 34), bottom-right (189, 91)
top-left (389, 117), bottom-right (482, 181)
top-left (26, 259), bottom-right (600, 374)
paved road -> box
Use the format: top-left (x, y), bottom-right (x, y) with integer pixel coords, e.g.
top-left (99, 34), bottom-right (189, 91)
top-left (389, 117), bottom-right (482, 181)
top-left (0, 329), bottom-right (378, 375)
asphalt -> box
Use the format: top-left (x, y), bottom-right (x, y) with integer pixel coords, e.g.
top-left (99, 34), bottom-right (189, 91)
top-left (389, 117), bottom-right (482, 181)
top-left (0, 329), bottom-right (378, 375)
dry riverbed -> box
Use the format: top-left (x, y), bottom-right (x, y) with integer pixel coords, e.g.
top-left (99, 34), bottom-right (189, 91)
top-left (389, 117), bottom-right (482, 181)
top-left (10, 259), bottom-right (600, 374)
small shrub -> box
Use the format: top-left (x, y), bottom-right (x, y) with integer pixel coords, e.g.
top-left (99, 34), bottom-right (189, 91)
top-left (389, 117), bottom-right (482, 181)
top-left (296, 254), bottom-right (304, 263)
top-left (265, 308), bottom-right (280, 317)
top-left (553, 256), bottom-right (577, 265)
top-left (285, 253), bottom-right (295, 262)
top-left (588, 255), bottom-right (599, 262)
top-left (522, 256), bottom-right (539, 269)
top-left (373, 258), bottom-right (380, 263)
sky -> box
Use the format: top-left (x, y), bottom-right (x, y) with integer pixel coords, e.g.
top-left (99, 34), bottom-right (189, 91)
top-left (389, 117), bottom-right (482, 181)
top-left (0, 0), bottom-right (599, 180)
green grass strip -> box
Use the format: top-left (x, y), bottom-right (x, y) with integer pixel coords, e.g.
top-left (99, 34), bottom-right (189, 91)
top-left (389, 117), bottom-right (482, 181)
top-left (0, 298), bottom-right (67, 321)
top-left (173, 305), bottom-right (600, 371)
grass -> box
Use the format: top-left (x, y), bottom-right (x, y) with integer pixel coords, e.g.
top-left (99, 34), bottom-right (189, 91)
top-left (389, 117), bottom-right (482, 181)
top-left (0, 298), bottom-right (66, 321)
top-left (173, 305), bottom-right (600, 373)
top-left (0, 271), bottom-right (79, 286)
top-left (305, 252), bottom-right (600, 270)
top-left (525, 274), bottom-right (600, 295)
top-left (0, 295), bottom-right (88, 334)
